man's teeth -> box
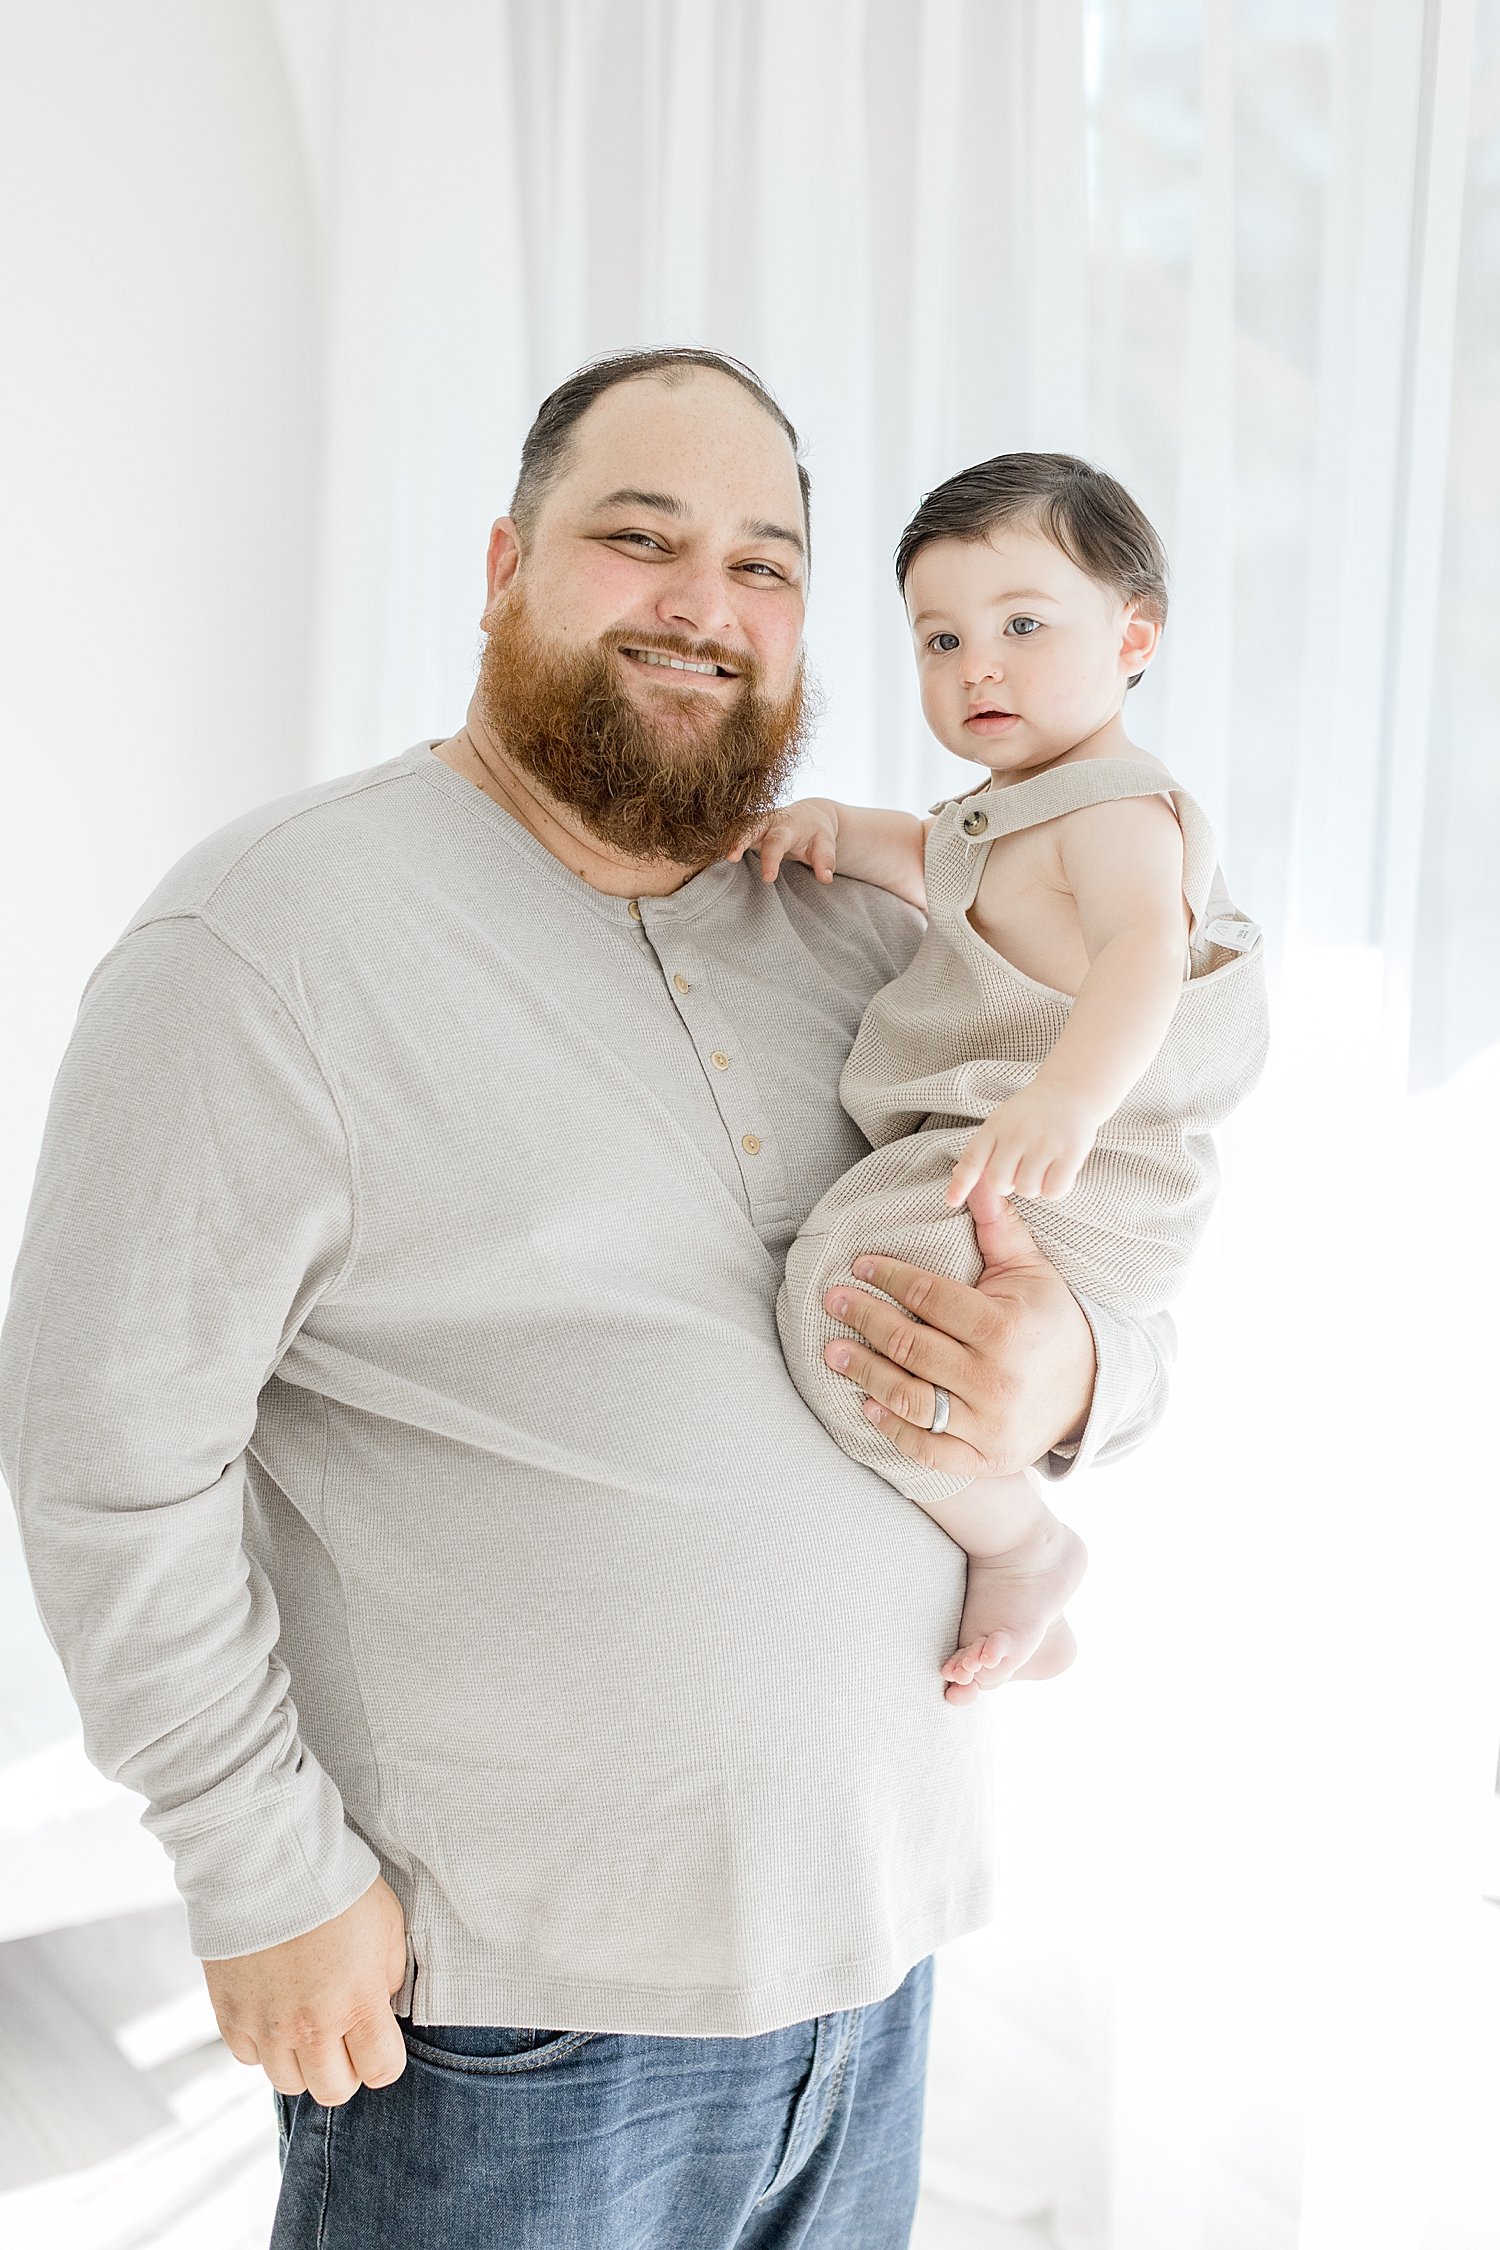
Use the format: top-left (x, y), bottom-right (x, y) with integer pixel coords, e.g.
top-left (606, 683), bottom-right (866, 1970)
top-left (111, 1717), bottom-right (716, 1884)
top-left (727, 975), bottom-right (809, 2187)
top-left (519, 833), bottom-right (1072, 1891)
top-left (629, 649), bottom-right (723, 676)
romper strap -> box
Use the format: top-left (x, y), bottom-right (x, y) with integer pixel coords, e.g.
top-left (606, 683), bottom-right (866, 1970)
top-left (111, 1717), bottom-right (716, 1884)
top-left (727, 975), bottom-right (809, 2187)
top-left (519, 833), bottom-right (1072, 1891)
top-left (938, 757), bottom-right (1221, 938)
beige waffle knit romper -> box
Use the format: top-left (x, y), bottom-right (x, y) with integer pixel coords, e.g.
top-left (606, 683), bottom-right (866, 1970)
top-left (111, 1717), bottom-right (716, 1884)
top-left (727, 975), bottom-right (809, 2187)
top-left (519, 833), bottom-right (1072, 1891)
top-left (777, 757), bottom-right (1269, 1508)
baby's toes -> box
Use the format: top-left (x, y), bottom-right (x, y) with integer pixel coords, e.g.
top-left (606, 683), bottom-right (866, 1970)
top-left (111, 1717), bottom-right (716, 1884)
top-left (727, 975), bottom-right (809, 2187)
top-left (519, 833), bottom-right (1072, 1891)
top-left (942, 1632), bottom-right (1011, 1684)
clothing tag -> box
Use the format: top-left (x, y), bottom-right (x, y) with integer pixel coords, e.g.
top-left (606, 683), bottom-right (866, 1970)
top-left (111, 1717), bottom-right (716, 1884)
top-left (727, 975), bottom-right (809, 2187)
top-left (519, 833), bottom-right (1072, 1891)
top-left (1199, 914), bottom-right (1261, 953)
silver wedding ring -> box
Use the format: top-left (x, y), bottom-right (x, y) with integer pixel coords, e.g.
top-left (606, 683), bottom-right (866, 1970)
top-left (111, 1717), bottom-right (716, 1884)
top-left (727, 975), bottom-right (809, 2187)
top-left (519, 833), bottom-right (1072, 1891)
top-left (928, 1385), bottom-right (950, 1436)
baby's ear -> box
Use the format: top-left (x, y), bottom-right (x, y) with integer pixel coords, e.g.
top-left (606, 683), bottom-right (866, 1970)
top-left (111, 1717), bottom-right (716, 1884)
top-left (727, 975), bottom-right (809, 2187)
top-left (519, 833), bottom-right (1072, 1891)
top-left (1120, 605), bottom-right (1161, 683)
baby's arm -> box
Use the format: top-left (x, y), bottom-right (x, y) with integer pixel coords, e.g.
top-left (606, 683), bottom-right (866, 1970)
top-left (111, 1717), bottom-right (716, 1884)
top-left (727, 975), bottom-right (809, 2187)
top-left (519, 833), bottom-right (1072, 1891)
top-left (729, 799), bottom-right (930, 913)
top-left (950, 794), bottom-right (1189, 1205)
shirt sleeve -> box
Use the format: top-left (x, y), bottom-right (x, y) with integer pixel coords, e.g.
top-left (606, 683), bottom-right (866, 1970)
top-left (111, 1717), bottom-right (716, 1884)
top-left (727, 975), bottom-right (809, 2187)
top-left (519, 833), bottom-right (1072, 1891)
top-left (1035, 1295), bottom-right (1176, 1482)
top-left (0, 912), bottom-right (381, 1959)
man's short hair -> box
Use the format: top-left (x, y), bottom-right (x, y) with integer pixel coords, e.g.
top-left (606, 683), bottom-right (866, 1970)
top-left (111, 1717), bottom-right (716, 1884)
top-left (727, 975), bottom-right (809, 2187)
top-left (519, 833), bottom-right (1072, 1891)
top-left (894, 452), bottom-right (1168, 687)
top-left (511, 347), bottom-right (812, 571)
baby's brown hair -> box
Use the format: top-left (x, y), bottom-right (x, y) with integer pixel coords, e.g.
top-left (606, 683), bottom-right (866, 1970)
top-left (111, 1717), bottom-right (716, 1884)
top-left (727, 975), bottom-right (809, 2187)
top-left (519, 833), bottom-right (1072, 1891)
top-left (895, 453), bottom-right (1169, 687)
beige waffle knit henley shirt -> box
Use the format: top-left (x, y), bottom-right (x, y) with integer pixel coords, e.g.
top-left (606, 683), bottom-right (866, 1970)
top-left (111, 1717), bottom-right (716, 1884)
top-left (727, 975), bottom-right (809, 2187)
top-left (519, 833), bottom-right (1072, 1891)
top-left (0, 739), bottom-right (1171, 2036)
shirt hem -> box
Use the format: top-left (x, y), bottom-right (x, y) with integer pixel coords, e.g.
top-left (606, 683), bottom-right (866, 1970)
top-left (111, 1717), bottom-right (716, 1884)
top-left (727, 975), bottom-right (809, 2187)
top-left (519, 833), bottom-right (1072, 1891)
top-left (394, 1881), bottom-right (996, 2038)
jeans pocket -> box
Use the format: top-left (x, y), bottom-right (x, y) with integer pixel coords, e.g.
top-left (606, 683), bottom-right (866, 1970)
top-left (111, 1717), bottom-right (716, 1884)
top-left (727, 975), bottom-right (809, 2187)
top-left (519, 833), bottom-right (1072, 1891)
top-left (398, 2018), bottom-right (597, 2075)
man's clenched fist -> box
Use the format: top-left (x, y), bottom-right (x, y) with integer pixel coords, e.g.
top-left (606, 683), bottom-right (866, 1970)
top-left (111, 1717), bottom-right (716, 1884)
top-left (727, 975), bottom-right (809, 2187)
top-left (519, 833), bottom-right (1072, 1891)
top-left (204, 1874), bottom-right (409, 2107)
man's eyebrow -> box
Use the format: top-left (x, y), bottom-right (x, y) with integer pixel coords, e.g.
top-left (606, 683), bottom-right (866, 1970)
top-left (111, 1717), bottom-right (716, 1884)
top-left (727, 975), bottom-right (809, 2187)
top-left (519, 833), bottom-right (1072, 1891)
top-left (910, 589), bottom-right (1060, 628)
top-left (590, 489), bottom-right (805, 558)
top-left (740, 517), bottom-right (806, 556)
top-left (592, 487), bottom-right (688, 518)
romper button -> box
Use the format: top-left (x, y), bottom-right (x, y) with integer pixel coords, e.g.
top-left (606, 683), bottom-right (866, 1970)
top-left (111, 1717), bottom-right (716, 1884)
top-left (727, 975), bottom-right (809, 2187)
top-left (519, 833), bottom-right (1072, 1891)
top-left (711, 1051), bottom-right (730, 1069)
top-left (673, 973), bottom-right (691, 994)
top-left (961, 809), bottom-right (989, 837)
top-left (741, 1134), bottom-right (762, 1155)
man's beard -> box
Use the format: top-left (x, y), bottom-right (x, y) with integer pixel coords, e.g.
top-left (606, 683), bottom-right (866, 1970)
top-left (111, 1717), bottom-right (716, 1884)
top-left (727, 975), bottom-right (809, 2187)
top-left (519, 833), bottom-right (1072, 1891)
top-left (474, 589), bottom-right (815, 866)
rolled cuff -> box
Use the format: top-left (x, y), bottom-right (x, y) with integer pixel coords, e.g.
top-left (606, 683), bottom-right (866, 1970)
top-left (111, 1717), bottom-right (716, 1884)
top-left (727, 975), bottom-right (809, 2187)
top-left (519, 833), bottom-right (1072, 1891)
top-left (151, 1747), bottom-right (383, 1961)
top-left (1036, 1294), bottom-right (1175, 1484)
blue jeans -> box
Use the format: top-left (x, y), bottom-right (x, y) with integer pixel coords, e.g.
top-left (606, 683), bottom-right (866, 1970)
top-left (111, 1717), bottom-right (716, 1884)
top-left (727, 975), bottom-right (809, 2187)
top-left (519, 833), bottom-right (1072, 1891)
top-left (268, 1954), bottom-right (933, 2248)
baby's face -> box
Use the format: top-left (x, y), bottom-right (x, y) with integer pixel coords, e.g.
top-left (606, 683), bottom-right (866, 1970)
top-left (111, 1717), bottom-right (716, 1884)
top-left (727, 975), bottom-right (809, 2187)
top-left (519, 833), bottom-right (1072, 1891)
top-left (904, 522), bottom-right (1157, 774)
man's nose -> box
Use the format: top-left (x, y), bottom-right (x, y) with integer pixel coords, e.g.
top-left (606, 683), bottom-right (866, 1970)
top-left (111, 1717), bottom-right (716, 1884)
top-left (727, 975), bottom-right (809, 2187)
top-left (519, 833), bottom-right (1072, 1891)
top-left (655, 560), bottom-right (739, 645)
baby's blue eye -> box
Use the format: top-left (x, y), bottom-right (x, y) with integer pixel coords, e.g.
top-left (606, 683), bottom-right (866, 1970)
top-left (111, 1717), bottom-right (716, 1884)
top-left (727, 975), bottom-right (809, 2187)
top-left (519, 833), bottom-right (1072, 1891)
top-left (1006, 616), bottom-right (1041, 636)
top-left (928, 632), bottom-right (960, 653)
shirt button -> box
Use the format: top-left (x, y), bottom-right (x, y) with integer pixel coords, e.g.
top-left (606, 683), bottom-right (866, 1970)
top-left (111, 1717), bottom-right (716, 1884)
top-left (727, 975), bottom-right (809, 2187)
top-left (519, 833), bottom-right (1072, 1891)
top-left (741, 1133), bottom-right (762, 1155)
top-left (673, 973), bottom-right (692, 994)
top-left (628, 898), bottom-right (643, 920)
top-left (711, 1050), bottom-right (730, 1070)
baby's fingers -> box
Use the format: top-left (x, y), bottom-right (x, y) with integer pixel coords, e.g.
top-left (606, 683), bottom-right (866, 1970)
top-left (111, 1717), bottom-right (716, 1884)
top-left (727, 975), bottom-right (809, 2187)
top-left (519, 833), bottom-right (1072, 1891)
top-left (756, 830), bottom-right (791, 882)
top-left (948, 1132), bottom-right (1015, 1208)
top-left (810, 835), bottom-right (837, 883)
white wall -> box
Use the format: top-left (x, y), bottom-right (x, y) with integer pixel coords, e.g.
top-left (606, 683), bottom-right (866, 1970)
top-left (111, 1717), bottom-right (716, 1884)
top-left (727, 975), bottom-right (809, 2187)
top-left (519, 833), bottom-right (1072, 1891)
top-left (0, 0), bottom-right (317, 1734)
top-left (0, 0), bottom-right (317, 1281)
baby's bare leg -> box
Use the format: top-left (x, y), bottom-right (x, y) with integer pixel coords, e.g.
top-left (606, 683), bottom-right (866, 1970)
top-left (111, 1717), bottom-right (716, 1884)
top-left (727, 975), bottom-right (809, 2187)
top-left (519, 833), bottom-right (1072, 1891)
top-left (915, 1471), bottom-right (1087, 1707)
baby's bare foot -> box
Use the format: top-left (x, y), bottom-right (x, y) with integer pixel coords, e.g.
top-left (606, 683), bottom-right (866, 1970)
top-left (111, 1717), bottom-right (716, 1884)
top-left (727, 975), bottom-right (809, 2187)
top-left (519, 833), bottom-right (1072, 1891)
top-left (940, 1520), bottom-right (1087, 1705)
top-left (942, 1617), bottom-right (1078, 1705)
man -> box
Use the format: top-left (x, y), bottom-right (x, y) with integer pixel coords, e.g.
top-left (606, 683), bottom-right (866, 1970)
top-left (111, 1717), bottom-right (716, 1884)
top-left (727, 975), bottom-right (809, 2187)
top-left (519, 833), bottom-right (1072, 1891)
top-left (0, 348), bottom-right (1170, 2246)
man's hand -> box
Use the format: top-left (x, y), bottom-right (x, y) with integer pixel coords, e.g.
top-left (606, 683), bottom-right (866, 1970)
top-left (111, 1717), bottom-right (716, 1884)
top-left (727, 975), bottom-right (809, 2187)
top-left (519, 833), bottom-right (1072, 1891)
top-left (823, 1179), bottom-right (1096, 1478)
top-left (203, 1873), bottom-right (409, 2107)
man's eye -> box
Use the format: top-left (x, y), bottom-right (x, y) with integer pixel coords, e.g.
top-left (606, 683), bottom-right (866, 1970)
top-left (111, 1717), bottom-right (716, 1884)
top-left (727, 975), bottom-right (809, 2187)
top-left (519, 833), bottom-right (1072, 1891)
top-left (612, 531), bottom-right (664, 550)
top-left (928, 632), bottom-right (960, 654)
top-left (739, 561), bottom-right (785, 579)
top-left (1006, 616), bottom-right (1041, 635)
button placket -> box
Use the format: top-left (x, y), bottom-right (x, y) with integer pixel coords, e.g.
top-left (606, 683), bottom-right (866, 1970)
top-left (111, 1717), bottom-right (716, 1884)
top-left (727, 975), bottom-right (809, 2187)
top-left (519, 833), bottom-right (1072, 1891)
top-left (640, 930), bottom-right (789, 1225)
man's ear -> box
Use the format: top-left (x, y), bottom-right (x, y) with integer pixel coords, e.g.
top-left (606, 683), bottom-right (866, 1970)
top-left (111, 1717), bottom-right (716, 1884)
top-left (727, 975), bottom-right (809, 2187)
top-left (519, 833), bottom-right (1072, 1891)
top-left (482, 517), bottom-right (523, 624)
top-left (1120, 605), bottom-right (1161, 679)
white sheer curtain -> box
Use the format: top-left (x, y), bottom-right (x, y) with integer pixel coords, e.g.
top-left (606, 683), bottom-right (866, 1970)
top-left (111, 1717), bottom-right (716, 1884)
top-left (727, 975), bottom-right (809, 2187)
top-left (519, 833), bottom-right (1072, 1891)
top-left (266, 6), bottom-right (1498, 2245)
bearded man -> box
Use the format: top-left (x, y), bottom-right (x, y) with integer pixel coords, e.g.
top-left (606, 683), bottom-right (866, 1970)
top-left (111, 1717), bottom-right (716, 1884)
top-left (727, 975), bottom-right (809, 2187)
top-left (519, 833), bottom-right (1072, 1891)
top-left (0, 349), bottom-right (1170, 2248)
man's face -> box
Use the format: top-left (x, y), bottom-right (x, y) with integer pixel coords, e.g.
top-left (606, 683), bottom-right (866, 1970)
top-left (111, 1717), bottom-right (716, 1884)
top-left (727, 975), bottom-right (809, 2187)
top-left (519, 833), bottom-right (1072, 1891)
top-left (476, 371), bottom-right (813, 863)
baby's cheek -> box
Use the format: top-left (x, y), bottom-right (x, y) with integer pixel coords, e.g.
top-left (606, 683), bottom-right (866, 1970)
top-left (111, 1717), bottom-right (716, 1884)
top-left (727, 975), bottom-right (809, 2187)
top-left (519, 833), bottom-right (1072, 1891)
top-left (920, 677), bottom-right (959, 750)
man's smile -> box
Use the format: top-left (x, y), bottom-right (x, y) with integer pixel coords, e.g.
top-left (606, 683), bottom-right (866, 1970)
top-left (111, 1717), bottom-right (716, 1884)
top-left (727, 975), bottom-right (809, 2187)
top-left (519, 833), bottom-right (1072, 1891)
top-left (618, 644), bottom-right (741, 684)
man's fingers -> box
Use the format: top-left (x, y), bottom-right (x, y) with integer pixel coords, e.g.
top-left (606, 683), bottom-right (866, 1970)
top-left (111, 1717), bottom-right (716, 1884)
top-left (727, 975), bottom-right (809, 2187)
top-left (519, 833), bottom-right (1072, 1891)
top-left (824, 1280), bottom-right (975, 1385)
top-left (291, 2035), bottom-right (364, 2108)
top-left (824, 1334), bottom-right (964, 1432)
top-left (346, 2005), bottom-right (409, 2091)
top-left (835, 1258), bottom-right (1006, 1356)
top-left (214, 2018), bottom-right (262, 2068)
top-left (270, 2067), bottom-right (309, 2096)
top-left (858, 1393), bottom-right (987, 1478)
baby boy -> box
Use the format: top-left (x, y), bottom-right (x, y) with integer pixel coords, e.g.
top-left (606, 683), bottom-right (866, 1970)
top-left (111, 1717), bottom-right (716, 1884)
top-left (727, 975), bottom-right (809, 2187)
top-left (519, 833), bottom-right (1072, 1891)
top-left (733, 454), bottom-right (1268, 1703)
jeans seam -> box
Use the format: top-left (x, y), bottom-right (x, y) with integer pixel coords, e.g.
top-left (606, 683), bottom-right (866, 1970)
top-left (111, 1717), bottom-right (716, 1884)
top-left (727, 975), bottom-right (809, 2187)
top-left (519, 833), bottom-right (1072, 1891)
top-left (314, 2096), bottom-right (335, 2250)
top-left (811, 2018), bottom-right (858, 2156)
top-left (400, 2028), bottom-right (598, 2075)
top-left (753, 2013), bottom-right (859, 2208)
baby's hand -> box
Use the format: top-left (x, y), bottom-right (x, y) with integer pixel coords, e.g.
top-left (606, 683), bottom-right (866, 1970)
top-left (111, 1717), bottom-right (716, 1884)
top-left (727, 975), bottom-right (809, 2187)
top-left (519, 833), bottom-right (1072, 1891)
top-left (947, 1085), bottom-right (1099, 1205)
top-left (727, 798), bottom-right (840, 884)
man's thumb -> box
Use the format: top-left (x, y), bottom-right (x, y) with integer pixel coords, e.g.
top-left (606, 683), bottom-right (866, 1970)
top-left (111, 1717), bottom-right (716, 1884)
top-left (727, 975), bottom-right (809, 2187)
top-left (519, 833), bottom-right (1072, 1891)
top-left (967, 1178), bottom-right (1042, 1278)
